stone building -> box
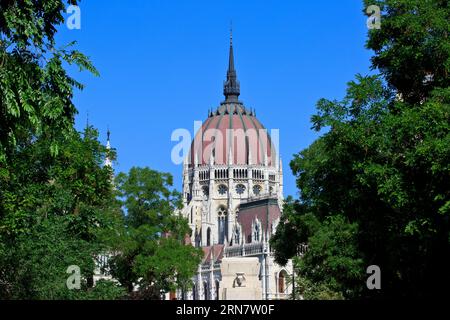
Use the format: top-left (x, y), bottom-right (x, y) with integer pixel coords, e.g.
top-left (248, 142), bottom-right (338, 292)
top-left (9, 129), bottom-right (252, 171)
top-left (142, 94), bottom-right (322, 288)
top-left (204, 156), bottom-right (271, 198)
top-left (178, 33), bottom-right (293, 300)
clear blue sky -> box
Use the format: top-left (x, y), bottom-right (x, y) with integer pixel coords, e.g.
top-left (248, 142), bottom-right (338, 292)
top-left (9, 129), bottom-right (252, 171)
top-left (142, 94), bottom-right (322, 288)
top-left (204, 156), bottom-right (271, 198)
top-left (56, 0), bottom-right (374, 198)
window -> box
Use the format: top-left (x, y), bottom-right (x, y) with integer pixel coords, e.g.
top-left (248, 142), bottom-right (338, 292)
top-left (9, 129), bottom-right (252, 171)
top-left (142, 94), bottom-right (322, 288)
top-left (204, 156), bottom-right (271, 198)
top-left (233, 226), bottom-right (240, 245)
top-left (207, 228), bottom-right (211, 246)
top-left (278, 270), bottom-right (287, 294)
top-left (217, 206), bottom-right (228, 244)
top-left (203, 282), bottom-right (209, 300)
top-left (215, 280), bottom-right (220, 300)
top-left (218, 184), bottom-right (228, 195)
top-left (202, 186), bottom-right (209, 197)
top-left (236, 184), bottom-right (246, 195)
top-left (253, 185), bottom-right (261, 196)
top-left (253, 222), bottom-right (260, 242)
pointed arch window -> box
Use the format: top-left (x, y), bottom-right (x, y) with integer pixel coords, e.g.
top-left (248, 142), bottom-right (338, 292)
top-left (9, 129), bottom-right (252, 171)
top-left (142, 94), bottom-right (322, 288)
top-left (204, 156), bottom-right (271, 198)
top-left (207, 227), bottom-right (211, 246)
top-left (215, 280), bottom-right (220, 300)
top-left (203, 281), bottom-right (209, 300)
top-left (233, 225), bottom-right (241, 245)
top-left (252, 219), bottom-right (261, 242)
top-left (217, 206), bottom-right (228, 244)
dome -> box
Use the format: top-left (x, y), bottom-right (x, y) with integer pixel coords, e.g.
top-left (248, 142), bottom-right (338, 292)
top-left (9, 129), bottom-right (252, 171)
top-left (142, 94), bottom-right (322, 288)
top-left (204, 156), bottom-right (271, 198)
top-left (188, 32), bottom-right (277, 168)
top-left (189, 102), bottom-right (276, 167)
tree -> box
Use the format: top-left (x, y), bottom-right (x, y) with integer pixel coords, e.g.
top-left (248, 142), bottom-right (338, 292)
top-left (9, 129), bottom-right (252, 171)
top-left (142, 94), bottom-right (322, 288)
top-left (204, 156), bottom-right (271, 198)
top-left (0, 1), bottom-right (126, 299)
top-left (0, 126), bottom-right (125, 299)
top-left (271, 0), bottom-right (450, 299)
top-left (110, 167), bottom-right (202, 299)
top-left (365, 0), bottom-right (449, 104)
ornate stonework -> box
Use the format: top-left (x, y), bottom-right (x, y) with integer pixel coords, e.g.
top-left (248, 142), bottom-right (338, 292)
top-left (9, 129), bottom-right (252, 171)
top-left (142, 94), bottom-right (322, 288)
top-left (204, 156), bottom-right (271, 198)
top-left (178, 33), bottom-right (293, 300)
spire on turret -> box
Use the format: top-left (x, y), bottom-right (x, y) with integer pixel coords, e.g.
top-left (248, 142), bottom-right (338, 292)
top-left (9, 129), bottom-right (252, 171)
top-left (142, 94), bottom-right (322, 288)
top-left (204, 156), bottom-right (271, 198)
top-left (223, 25), bottom-right (240, 103)
top-left (104, 127), bottom-right (112, 168)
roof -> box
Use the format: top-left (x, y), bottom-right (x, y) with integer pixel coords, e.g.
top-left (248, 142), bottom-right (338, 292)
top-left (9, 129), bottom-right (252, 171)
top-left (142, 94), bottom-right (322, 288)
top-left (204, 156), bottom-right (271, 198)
top-left (237, 197), bottom-right (281, 241)
top-left (202, 244), bottom-right (225, 263)
top-left (188, 32), bottom-right (277, 168)
top-left (190, 103), bottom-right (276, 167)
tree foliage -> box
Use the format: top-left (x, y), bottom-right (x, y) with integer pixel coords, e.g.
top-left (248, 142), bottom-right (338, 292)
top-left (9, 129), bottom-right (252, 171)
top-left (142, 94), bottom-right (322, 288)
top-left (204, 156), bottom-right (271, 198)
top-left (109, 167), bottom-right (203, 299)
top-left (271, 0), bottom-right (450, 299)
top-left (0, 126), bottom-right (124, 299)
top-left (0, 0), bottom-right (98, 166)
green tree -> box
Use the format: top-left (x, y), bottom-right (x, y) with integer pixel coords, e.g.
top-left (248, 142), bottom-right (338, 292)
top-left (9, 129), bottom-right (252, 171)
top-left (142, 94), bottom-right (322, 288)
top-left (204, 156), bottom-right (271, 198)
top-left (0, 1), bottom-right (126, 299)
top-left (110, 167), bottom-right (202, 299)
top-left (365, 0), bottom-right (449, 104)
top-left (0, 126), bottom-right (125, 299)
top-left (271, 0), bottom-right (450, 299)
top-left (0, 0), bottom-right (98, 166)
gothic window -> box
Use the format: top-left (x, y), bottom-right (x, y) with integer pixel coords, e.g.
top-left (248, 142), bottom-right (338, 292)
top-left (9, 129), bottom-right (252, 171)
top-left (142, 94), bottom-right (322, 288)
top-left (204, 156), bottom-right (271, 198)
top-left (218, 184), bottom-right (228, 195)
top-left (217, 206), bottom-right (228, 244)
top-left (203, 282), bottom-right (209, 300)
top-left (215, 280), bottom-right (220, 300)
top-left (202, 186), bottom-right (209, 197)
top-left (236, 184), bottom-right (246, 195)
top-left (253, 185), bottom-right (261, 196)
top-left (207, 227), bottom-right (211, 246)
top-left (233, 225), bottom-right (240, 245)
top-left (252, 219), bottom-right (261, 242)
top-left (192, 283), bottom-right (197, 300)
top-left (269, 186), bottom-right (274, 194)
top-left (278, 270), bottom-right (287, 294)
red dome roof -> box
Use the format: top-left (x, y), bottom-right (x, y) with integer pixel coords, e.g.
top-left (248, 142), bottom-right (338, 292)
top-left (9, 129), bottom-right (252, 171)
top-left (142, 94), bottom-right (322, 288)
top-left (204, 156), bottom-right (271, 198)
top-left (190, 103), bottom-right (276, 167)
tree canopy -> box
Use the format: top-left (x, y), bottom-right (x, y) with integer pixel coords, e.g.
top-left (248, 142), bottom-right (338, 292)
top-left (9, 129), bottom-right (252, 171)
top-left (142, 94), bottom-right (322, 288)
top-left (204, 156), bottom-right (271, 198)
top-left (271, 0), bottom-right (449, 299)
top-left (0, 1), bottom-right (201, 300)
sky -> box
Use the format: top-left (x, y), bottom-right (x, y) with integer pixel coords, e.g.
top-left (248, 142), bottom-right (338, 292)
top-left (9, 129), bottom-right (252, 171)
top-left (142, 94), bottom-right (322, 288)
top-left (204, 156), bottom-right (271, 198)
top-left (55, 0), bottom-right (374, 198)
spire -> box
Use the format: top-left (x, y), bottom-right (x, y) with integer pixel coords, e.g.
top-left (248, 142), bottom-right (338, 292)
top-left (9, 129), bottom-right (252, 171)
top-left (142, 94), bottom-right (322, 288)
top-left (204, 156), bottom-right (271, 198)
top-left (106, 127), bottom-right (111, 149)
top-left (223, 25), bottom-right (240, 103)
top-left (104, 127), bottom-right (112, 168)
top-left (86, 111), bottom-right (89, 129)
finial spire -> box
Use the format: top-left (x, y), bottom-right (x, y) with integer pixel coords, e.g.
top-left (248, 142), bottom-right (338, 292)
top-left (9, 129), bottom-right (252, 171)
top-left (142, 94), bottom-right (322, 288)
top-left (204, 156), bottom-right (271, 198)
top-left (230, 21), bottom-right (233, 45)
top-left (223, 25), bottom-right (240, 103)
top-left (104, 127), bottom-right (112, 168)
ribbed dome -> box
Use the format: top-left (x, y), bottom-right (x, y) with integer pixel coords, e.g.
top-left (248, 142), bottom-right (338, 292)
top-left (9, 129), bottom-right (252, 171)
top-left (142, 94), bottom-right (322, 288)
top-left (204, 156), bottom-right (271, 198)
top-left (188, 32), bottom-right (276, 168)
top-left (189, 102), bottom-right (276, 167)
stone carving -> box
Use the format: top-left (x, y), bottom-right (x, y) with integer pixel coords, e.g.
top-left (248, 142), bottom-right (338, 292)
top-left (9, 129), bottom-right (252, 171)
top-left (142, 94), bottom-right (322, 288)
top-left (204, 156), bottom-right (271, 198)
top-left (233, 272), bottom-right (246, 287)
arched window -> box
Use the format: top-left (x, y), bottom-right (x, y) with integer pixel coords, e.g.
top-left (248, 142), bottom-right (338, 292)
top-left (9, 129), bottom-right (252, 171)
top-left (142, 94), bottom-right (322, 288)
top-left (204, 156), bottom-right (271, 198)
top-left (203, 282), bottom-right (209, 300)
top-left (278, 270), bottom-right (287, 294)
top-left (217, 206), bottom-right (228, 244)
top-left (207, 227), bottom-right (211, 246)
top-left (233, 225), bottom-right (241, 245)
top-left (192, 283), bottom-right (197, 300)
top-left (215, 280), bottom-right (220, 300)
top-left (202, 186), bottom-right (209, 197)
top-left (252, 219), bottom-right (261, 242)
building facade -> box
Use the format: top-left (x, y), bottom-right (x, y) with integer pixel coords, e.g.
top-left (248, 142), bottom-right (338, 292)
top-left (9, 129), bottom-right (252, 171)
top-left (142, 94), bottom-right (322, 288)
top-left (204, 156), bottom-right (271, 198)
top-left (179, 34), bottom-right (293, 300)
